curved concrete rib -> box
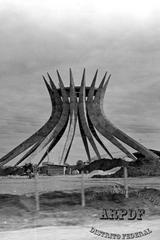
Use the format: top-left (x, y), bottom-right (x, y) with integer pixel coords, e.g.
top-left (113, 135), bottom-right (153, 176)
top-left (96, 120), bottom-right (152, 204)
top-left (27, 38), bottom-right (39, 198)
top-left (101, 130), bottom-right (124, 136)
top-left (93, 75), bottom-right (159, 161)
top-left (0, 78), bottom-right (60, 166)
top-left (39, 69), bottom-right (77, 166)
top-left (87, 73), bottom-right (137, 161)
top-left (19, 71), bottom-right (70, 163)
top-left (78, 70), bottom-right (98, 163)
top-left (78, 69), bottom-right (101, 160)
top-left (78, 110), bottom-right (91, 162)
top-left (37, 114), bottom-right (69, 166)
top-left (14, 76), bottom-right (63, 166)
top-left (15, 142), bottom-right (39, 166)
top-left (60, 69), bottom-right (78, 165)
top-left (86, 112), bottom-right (113, 159)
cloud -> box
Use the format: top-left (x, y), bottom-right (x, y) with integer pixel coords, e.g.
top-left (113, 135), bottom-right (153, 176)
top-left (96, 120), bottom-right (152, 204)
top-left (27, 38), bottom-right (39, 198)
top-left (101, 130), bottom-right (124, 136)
top-left (0, 0), bottom-right (160, 163)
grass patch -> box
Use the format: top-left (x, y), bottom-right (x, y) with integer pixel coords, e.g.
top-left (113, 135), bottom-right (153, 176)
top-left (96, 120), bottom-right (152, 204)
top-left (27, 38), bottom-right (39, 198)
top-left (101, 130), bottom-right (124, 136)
top-left (0, 186), bottom-right (160, 231)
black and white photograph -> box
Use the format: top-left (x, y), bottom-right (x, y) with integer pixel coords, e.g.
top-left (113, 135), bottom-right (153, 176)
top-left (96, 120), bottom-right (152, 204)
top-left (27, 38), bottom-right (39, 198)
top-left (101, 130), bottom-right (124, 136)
top-left (0, 0), bottom-right (160, 239)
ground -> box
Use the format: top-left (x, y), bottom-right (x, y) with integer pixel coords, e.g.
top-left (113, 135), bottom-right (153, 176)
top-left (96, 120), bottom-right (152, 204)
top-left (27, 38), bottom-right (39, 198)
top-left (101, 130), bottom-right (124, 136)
top-left (0, 175), bottom-right (160, 239)
top-left (0, 219), bottom-right (160, 240)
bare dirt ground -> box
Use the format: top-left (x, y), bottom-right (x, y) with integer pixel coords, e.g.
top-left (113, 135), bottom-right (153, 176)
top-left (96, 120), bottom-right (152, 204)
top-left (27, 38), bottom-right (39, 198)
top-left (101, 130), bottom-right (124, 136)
top-left (0, 176), bottom-right (160, 239)
top-left (0, 218), bottom-right (160, 240)
top-left (0, 175), bottom-right (160, 195)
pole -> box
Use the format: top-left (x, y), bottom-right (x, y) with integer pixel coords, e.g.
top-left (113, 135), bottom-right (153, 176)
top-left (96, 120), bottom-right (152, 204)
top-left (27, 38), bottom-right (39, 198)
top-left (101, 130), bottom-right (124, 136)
top-left (34, 167), bottom-right (40, 213)
top-left (124, 165), bottom-right (129, 198)
top-left (81, 170), bottom-right (85, 207)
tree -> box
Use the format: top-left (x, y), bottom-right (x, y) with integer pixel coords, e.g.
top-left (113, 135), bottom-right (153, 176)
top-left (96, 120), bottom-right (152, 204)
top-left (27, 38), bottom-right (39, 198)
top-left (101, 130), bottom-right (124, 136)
top-left (76, 160), bottom-right (84, 173)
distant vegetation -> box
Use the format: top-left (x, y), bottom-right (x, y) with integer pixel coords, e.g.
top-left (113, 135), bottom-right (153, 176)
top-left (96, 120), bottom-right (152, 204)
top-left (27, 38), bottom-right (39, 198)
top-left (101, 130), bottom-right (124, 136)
top-left (91, 153), bottom-right (160, 178)
top-left (113, 158), bottom-right (160, 177)
top-left (0, 163), bottom-right (34, 177)
top-left (81, 149), bottom-right (160, 178)
top-left (0, 149), bottom-right (160, 177)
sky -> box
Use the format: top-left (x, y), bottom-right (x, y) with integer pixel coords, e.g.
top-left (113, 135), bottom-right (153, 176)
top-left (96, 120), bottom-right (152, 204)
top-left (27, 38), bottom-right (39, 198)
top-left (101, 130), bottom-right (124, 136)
top-left (0, 0), bottom-right (160, 165)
